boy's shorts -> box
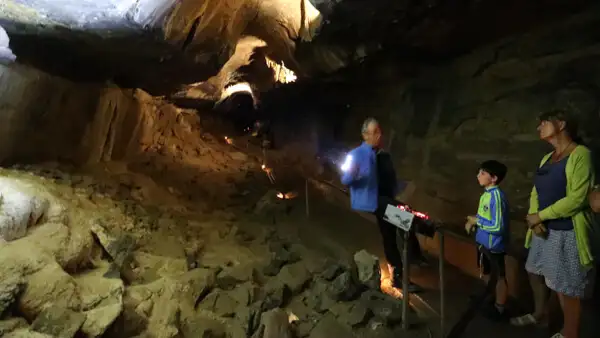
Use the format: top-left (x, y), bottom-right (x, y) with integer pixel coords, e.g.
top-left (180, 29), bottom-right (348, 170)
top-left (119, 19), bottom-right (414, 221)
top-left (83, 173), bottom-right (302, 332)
top-left (476, 246), bottom-right (506, 277)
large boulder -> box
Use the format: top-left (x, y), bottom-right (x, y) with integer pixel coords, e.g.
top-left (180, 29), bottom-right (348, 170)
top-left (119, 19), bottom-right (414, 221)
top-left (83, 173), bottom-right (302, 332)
top-left (115, 268), bottom-right (216, 337)
top-left (30, 306), bottom-right (85, 338)
top-left (0, 177), bottom-right (50, 242)
top-left (75, 263), bottom-right (125, 336)
top-left (0, 25), bottom-right (16, 64)
top-left (18, 262), bottom-right (81, 320)
top-left (353, 250), bottom-right (380, 290)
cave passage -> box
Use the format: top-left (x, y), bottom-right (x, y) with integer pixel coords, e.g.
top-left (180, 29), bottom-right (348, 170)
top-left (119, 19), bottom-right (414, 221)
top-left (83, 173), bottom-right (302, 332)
top-left (1, 1), bottom-right (600, 338)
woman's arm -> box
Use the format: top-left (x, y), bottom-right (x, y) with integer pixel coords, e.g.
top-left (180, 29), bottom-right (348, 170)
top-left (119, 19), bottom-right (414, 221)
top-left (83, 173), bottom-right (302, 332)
top-left (538, 149), bottom-right (593, 220)
top-left (528, 186), bottom-right (539, 215)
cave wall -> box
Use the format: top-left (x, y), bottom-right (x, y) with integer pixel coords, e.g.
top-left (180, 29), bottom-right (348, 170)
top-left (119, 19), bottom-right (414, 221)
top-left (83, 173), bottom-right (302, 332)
top-left (264, 8), bottom-right (600, 245)
top-left (368, 8), bottom-right (600, 242)
top-left (0, 63), bottom-right (189, 166)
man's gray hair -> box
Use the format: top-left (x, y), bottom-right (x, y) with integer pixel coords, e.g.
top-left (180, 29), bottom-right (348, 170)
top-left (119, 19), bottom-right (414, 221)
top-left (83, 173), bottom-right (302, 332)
top-left (361, 117), bottom-right (379, 134)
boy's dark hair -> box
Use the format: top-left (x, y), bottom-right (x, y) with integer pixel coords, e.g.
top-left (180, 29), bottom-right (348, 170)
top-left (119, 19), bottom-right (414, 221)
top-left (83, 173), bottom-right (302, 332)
top-left (538, 108), bottom-right (583, 144)
top-left (480, 160), bottom-right (508, 184)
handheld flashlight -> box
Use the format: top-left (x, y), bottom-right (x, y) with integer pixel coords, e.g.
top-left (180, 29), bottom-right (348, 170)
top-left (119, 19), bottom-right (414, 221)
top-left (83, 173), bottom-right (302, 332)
top-left (340, 154), bottom-right (353, 172)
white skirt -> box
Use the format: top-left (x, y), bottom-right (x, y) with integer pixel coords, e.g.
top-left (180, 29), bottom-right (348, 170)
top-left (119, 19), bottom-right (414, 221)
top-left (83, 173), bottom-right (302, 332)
top-left (525, 229), bottom-right (595, 298)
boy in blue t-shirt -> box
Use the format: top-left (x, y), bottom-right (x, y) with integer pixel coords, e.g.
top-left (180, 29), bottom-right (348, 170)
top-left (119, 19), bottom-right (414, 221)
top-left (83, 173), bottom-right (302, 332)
top-left (465, 160), bottom-right (509, 319)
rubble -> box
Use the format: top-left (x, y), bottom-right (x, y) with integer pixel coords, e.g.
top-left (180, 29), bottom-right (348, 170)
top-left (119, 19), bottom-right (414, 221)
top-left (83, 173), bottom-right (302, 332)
top-left (0, 136), bottom-right (416, 337)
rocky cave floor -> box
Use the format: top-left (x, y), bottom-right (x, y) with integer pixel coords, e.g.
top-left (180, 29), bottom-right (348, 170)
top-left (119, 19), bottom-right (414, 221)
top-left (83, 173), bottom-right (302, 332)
top-left (0, 122), bottom-right (430, 338)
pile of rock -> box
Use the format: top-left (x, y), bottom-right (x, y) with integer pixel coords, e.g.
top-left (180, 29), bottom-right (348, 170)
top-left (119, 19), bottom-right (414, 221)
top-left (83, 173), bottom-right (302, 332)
top-left (0, 163), bottom-right (416, 338)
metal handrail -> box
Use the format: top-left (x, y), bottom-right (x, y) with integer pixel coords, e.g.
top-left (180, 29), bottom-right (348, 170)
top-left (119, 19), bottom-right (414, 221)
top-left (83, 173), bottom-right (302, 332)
top-left (222, 137), bottom-right (498, 337)
top-left (307, 178), bottom-right (502, 337)
top-left (443, 234), bottom-right (500, 338)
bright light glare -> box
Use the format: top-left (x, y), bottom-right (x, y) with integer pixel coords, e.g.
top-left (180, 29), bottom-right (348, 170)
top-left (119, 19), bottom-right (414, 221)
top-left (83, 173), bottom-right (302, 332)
top-left (340, 155), bottom-right (353, 172)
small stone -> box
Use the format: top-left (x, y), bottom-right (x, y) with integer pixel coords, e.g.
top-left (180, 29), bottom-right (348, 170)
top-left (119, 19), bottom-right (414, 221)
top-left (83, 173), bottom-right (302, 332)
top-left (320, 263), bottom-right (344, 281)
top-left (360, 318), bottom-right (396, 338)
top-left (216, 264), bottom-right (257, 290)
top-left (309, 313), bottom-right (355, 338)
top-left (261, 283), bottom-right (291, 312)
top-left (81, 303), bottom-right (122, 337)
top-left (278, 262), bottom-right (311, 294)
top-left (303, 281), bottom-right (336, 314)
top-left (0, 318), bottom-right (27, 336)
top-left (263, 244), bottom-right (300, 277)
top-left (328, 271), bottom-right (360, 301)
top-left (234, 304), bottom-right (262, 336)
top-left (199, 292), bottom-right (238, 318)
top-left (293, 319), bottom-right (318, 338)
top-left (353, 250), bottom-right (381, 290)
top-left (90, 222), bottom-right (135, 280)
top-left (260, 308), bottom-right (293, 338)
top-left (4, 328), bottom-right (54, 338)
top-left (227, 282), bottom-right (259, 306)
top-left (181, 315), bottom-right (228, 338)
top-left (360, 291), bottom-right (403, 326)
top-left (31, 306), bottom-right (85, 338)
top-left (340, 303), bottom-right (372, 327)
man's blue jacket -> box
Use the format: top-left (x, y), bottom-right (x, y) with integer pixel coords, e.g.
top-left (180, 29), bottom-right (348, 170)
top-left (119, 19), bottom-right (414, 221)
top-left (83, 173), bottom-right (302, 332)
top-left (340, 142), bottom-right (379, 212)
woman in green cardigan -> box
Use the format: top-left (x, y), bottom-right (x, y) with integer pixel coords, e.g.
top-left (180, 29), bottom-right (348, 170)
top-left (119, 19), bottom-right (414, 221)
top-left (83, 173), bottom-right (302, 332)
top-left (510, 110), bottom-right (595, 338)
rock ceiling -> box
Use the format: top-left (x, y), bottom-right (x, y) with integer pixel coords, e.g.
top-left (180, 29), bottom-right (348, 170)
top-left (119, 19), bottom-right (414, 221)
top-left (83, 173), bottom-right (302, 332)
top-left (0, 0), bottom-right (594, 102)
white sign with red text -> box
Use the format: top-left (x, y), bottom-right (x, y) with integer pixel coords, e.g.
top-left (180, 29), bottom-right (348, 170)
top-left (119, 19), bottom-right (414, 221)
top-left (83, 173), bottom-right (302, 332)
top-left (383, 204), bottom-right (414, 231)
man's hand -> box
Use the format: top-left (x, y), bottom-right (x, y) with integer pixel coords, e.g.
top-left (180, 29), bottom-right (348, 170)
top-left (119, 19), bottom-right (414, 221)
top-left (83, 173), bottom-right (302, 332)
top-left (525, 213), bottom-right (542, 228)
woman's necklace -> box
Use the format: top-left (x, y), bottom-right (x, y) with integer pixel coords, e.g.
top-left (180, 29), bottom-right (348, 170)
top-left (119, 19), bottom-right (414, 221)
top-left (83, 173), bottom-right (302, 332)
top-left (552, 141), bottom-right (574, 162)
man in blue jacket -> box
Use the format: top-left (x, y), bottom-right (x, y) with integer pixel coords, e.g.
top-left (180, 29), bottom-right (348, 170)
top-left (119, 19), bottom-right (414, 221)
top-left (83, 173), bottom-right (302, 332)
top-left (341, 118), bottom-right (422, 292)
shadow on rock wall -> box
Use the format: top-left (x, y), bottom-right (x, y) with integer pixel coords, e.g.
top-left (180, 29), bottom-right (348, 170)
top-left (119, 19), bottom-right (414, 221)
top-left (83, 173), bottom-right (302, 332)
top-left (258, 8), bottom-right (600, 244)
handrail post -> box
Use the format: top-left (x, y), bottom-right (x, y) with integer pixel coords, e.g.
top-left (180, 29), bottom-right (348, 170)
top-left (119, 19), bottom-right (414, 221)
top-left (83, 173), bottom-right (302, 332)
top-left (445, 237), bottom-right (499, 338)
top-left (439, 231), bottom-right (445, 338)
top-left (402, 229), bottom-right (410, 330)
top-left (305, 179), bottom-right (310, 217)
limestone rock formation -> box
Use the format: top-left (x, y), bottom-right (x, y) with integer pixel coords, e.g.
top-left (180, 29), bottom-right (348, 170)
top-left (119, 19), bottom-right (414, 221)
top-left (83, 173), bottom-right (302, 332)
top-left (0, 25), bottom-right (16, 63)
top-left (0, 97), bottom-right (416, 337)
top-left (0, 177), bottom-right (51, 242)
top-left (3, 0), bottom-right (592, 101)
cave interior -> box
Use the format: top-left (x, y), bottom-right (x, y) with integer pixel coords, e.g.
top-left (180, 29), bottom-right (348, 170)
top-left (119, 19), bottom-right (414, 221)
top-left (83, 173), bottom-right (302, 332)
top-left (0, 0), bottom-right (599, 337)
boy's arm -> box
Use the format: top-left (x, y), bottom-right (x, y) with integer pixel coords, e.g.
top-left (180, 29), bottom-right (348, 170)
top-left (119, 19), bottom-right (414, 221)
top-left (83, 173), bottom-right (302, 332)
top-left (538, 150), bottom-right (594, 221)
top-left (475, 190), bottom-right (505, 234)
